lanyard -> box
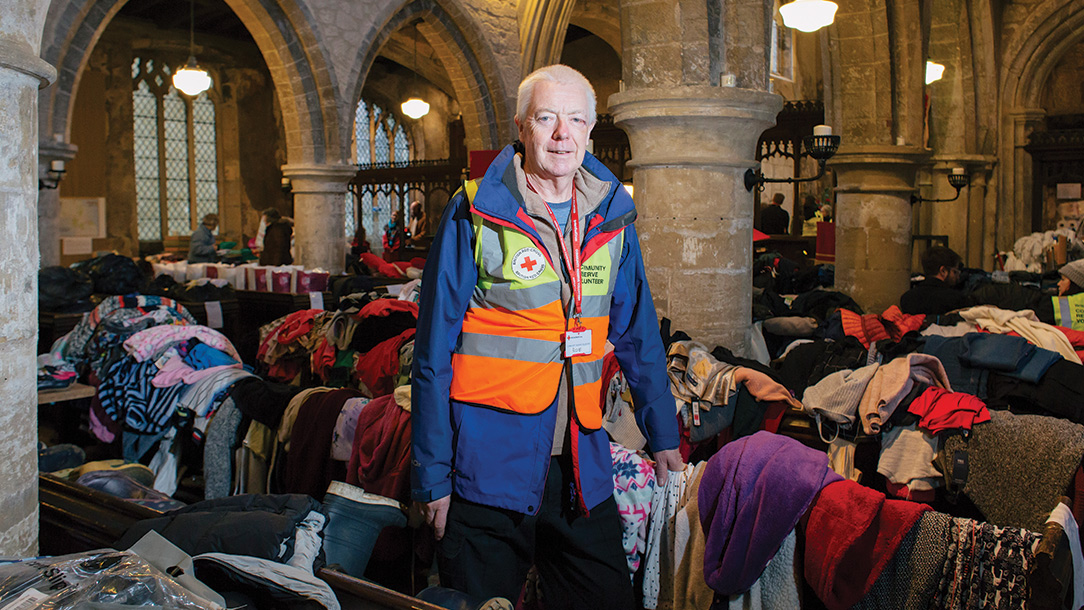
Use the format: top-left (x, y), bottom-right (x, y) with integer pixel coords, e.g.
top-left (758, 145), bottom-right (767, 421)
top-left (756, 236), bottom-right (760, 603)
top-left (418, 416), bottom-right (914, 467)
top-left (530, 180), bottom-right (583, 326)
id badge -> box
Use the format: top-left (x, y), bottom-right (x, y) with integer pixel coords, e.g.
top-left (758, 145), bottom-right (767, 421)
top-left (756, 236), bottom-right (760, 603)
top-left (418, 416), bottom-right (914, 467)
top-left (564, 328), bottom-right (593, 358)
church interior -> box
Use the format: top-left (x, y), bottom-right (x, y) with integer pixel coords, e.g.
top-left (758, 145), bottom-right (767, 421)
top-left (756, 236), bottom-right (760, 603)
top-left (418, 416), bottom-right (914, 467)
top-left (5, 0), bottom-right (1084, 607)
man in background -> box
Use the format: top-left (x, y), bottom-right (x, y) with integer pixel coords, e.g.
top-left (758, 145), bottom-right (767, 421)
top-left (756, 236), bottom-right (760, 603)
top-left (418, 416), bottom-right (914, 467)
top-left (759, 192), bottom-right (790, 234)
top-left (900, 245), bottom-right (974, 315)
top-left (187, 213), bottom-right (219, 263)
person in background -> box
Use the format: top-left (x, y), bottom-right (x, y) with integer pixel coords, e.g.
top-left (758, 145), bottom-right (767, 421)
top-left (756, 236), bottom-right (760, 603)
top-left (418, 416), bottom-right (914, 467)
top-left (1057, 259), bottom-right (1084, 296)
top-left (900, 245), bottom-right (974, 315)
top-left (817, 203), bottom-right (833, 223)
top-left (382, 209), bottom-right (406, 262)
top-left (758, 192), bottom-right (790, 235)
top-left (259, 212), bottom-right (294, 266)
top-left (351, 224), bottom-right (371, 256)
top-left (412, 64), bottom-right (683, 609)
top-left (187, 213), bottom-right (219, 263)
top-left (253, 207), bottom-right (282, 253)
top-left (406, 200), bottom-right (428, 246)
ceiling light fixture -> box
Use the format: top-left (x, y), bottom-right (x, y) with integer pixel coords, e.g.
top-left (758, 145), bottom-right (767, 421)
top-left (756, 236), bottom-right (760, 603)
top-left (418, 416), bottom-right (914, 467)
top-left (925, 61), bottom-right (946, 85)
top-left (172, 0), bottom-right (212, 96)
top-left (779, 0), bottom-right (838, 32)
top-left (401, 23), bottom-right (430, 120)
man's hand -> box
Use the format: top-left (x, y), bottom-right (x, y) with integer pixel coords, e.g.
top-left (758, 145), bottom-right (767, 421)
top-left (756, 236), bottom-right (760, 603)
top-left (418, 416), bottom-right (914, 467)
top-left (654, 448), bottom-right (685, 487)
top-left (418, 495), bottom-right (451, 540)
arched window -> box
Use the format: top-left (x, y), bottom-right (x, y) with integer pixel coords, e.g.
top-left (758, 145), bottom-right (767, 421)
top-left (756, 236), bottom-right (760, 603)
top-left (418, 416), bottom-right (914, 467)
top-left (132, 57), bottom-right (219, 242)
top-left (349, 100), bottom-right (411, 245)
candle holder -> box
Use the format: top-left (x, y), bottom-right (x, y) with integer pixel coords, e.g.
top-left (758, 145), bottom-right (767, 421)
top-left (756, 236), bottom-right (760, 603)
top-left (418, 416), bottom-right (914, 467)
top-left (911, 170), bottom-right (969, 204)
top-left (744, 134), bottom-right (841, 192)
top-left (39, 161), bottom-right (66, 190)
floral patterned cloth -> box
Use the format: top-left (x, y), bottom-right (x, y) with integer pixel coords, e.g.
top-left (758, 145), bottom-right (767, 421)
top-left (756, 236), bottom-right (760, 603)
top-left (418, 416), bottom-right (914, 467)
top-left (610, 442), bottom-right (656, 577)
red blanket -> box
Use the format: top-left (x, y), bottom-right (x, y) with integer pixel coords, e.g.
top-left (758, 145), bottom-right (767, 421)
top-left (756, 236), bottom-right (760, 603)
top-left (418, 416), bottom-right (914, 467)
top-left (802, 479), bottom-right (930, 609)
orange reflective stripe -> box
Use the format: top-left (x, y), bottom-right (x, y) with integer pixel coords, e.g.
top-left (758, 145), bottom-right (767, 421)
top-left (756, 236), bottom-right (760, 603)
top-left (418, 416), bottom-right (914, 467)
top-left (461, 302), bottom-right (566, 342)
top-left (450, 353), bottom-right (562, 413)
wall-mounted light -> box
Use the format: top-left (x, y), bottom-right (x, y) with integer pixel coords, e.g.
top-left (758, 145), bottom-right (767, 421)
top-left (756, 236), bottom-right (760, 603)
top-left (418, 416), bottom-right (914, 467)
top-left (779, 0), bottom-right (838, 32)
top-left (400, 23), bottom-right (430, 120)
top-left (925, 61), bottom-right (946, 85)
top-left (281, 177), bottom-right (292, 192)
top-left (745, 125), bottom-right (841, 192)
top-left (39, 159), bottom-right (66, 190)
top-left (172, 0), bottom-right (212, 97)
top-left (912, 167), bottom-right (968, 204)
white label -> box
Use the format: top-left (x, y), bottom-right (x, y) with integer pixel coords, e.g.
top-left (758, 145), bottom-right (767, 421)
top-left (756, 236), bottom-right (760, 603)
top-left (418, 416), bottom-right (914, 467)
top-left (564, 329), bottom-right (592, 358)
top-left (308, 291), bottom-right (324, 310)
top-left (204, 301), bottom-right (223, 329)
top-left (61, 237), bottom-right (93, 255)
top-left (3, 588), bottom-right (49, 610)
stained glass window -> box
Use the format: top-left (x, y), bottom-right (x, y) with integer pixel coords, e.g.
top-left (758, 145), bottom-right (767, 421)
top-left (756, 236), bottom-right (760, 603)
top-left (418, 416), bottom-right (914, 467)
top-left (348, 100), bottom-right (412, 244)
top-left (131, 56), bottom-right (219, 241)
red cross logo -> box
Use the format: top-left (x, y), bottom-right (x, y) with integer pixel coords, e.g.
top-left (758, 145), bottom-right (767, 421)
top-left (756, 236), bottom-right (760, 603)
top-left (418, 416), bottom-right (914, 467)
top-left (520, 256), bottom-right (538, 272)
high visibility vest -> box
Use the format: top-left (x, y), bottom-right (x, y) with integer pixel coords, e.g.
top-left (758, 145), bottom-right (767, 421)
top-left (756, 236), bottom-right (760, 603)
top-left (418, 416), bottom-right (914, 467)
top-left (448, 180), bottom-right (625, 430)
top-left (1053, 293), bottom-right (1084, 331)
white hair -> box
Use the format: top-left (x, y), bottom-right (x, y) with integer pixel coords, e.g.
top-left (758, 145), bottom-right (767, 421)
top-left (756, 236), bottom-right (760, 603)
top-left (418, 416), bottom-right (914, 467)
top-left (516, 64), bottom-right (597, 126)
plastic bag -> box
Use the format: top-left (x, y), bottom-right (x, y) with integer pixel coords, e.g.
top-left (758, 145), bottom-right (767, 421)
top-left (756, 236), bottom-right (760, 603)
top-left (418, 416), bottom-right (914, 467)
top-left (0, 550), bottom-right (222, 609)
top-left (39, 266), bottom-right (94, 313)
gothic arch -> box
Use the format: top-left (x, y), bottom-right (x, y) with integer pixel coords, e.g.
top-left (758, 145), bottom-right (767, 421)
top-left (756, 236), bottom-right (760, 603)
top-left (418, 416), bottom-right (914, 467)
top-left (997, 0), bottom-right (1084, 248)
top-left (569, 0), bottom-right (621, 56)
top-left (38, 0), bottom-right (345, 165)
top-left (347, 0), bottom-right (508, 152)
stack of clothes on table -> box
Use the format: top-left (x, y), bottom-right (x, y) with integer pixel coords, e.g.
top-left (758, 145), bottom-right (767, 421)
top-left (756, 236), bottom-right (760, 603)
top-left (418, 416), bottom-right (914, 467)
top-left (39, 294), bottom-right (257, 500)
top-left (256, 293), bottom-right (418, 394)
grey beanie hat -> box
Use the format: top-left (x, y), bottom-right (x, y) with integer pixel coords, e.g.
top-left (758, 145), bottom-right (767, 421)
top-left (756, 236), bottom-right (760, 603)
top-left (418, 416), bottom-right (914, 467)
top-left (1061, 259), bottom-right (1084, 288)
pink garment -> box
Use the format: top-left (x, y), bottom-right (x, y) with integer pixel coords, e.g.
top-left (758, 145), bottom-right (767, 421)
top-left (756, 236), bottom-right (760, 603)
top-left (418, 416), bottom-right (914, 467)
top-left (124, 325), bottom-right (240, 363)
top-left (906, 386), bottom-right (991, 435)
top-left (151, 356), bottom-right (243, 388)
top-left (858, 354), bottom-right (951, 434)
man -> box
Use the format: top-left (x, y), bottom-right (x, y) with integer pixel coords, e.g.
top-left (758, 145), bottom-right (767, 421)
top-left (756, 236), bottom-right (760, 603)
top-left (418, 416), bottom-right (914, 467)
top-left (406, 200), bottom-right (428, 246)
top-left (412, 65), bottom-right (683, 608)
top-left (759, 192), bottom-right (790, 234)
top-left (187, 213), bottom-right (218, 263)
top-left (900, 245), bottom-right (973, 315)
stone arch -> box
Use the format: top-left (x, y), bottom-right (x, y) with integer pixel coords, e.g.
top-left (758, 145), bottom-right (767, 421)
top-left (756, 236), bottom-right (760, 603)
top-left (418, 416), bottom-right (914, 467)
top-left (569, 0), bottom-right (622, 56)
top-left (38, 0), bottom-right (344, 165)
top-left (347, 0), bottom-right (508, 152)
top-left (998, 0), bottom-right (1084, 248)
top-left (518, 0), bottom-right (576, 75)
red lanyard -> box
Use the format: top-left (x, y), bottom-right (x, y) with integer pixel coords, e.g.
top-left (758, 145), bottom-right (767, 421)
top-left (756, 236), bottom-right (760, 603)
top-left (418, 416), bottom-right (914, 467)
top-left (531, 181), bottom-right (583, 326)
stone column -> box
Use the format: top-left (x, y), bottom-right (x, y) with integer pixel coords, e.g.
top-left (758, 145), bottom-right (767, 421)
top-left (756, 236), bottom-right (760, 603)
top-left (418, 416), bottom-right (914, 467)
top-left (0, 6), bottom-right (57, 556)
top-left (610, 86), bottom-right (782, 353)
top-left (281, 164), bottom-right (356, 274)
top-left (831, 146), bottom-right (928, 312)
top-left (37, 140), bottom-right (77, 268)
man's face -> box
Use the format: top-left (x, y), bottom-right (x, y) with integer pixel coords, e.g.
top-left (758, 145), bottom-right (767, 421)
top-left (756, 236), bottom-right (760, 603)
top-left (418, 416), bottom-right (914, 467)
top-left (940, 264), bottom-right (962, 286)
top-left (517, 80), bottom-right (594, 182)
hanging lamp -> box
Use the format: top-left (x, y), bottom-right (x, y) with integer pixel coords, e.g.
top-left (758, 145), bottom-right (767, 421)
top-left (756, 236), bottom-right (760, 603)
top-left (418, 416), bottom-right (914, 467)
top-left (401, 23), bottom-right (430, 119)
top-left (925, 61), bottom-right (946, 85)
top-left (779, 0), bottom-right (838, 32)
top-left (173, 0), bottom-right (212, 96)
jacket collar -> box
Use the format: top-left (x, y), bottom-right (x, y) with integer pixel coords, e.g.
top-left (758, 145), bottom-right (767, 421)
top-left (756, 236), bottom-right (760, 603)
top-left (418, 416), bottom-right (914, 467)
top-left (470, 143), bottom-right (636, 242)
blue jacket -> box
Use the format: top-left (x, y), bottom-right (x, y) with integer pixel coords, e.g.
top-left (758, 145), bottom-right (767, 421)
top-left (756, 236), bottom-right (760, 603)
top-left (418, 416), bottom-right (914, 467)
top-left (410, 144), bottom-right (679, 514)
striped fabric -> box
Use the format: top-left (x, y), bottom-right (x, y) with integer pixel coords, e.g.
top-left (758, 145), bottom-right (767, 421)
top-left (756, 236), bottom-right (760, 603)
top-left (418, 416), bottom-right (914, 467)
top-left (97, 357), bottom-right (187, 434)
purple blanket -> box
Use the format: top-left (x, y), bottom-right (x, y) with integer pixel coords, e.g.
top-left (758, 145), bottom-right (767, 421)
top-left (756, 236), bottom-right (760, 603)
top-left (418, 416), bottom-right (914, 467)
top-left (698, 431), bottom-right (842, 595)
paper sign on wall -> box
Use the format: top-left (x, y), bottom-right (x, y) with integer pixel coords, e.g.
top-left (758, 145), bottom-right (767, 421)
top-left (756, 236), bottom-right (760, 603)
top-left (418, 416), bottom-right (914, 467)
top-left (1057, 183), bottom-right (1082, 199)
top-left (204, 301), bottom-right (223, 329)
top-left (61, 237), bottom-right (93, 255)
top-left (308, 292), bottom-right (324, 310)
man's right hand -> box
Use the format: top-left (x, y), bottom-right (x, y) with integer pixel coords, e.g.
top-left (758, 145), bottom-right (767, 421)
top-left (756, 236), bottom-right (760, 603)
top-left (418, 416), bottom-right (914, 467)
top-left (418, 495), bottom-right (451, 540)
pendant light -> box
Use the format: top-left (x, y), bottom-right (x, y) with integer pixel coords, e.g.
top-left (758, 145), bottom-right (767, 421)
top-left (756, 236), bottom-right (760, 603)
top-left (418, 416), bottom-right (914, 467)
top-left (401, 23), bottom-right (430, 120)
top-left (779, 0), bottom-right (838, 33)
top-left (925, 61), bottom-right (946, 85)
top-left (173, 0), bottom-right (212, 96)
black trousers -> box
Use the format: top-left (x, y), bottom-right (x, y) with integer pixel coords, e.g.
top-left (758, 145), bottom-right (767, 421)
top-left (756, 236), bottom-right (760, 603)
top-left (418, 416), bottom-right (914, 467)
top-left (437, 455), bottom-right (634, 609)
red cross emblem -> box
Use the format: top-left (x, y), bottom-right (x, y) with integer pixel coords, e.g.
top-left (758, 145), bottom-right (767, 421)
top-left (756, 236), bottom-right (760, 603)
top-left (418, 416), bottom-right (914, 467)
top-left (520, 256), bottom-right (538, 272)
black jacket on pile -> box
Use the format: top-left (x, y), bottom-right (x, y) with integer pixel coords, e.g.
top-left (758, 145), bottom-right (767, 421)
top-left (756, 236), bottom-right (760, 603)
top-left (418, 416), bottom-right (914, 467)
top-left (899, 277), bottom-right (974, 315)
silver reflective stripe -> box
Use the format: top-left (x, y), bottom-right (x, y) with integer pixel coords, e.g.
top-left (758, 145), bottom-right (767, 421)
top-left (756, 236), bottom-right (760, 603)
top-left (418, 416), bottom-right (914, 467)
top-left (478, 223), bottom-right (506, 278)
top-left (581, 294), bottom-right (611, 317)
top-left (1059, 297), bottom-right (1072, 327)
top-left (571, 358), bottom-right (604, 385)
top-left (606, 235), bottom-right (623, 287)
top-left (470, 281), bottom-right (560, 310)
top-left (457, 332), bottom-right (561, 363)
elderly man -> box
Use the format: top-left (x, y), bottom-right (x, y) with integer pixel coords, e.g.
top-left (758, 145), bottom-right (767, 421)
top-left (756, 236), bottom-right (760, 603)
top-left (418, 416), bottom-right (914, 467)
top-left (412, 64), bottom-right (683, 607)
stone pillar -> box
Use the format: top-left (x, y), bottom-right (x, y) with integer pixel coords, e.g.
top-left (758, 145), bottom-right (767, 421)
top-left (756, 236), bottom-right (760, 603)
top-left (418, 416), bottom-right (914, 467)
top-left (37, 140), bottom-right (77, 268)
top-left (831, 146), bottom-right (928, 312)
top-left (610, 86), bottom-right (782, 353)
top-left (0, 7), bottom-right (57, 556)
top-left (281, 164), bottom-right (356, 274)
